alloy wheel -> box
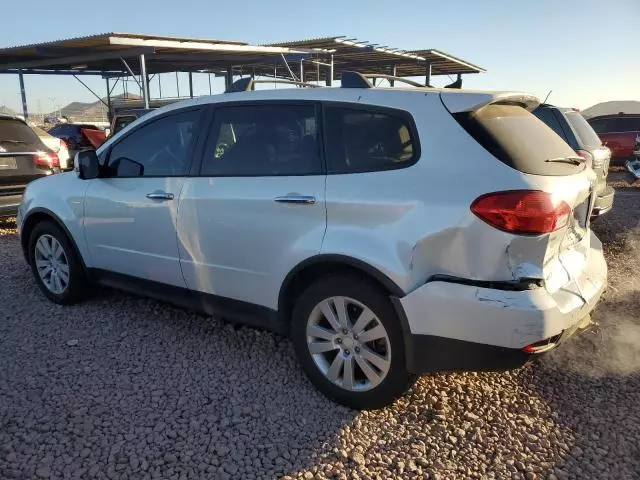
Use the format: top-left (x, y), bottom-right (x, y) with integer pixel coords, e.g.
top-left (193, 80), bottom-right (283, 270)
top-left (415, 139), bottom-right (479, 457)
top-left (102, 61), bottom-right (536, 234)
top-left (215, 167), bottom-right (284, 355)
top-left (34, 234), bottom-right (70, 294)
top-left (306, 296), bottom-right (391, 392)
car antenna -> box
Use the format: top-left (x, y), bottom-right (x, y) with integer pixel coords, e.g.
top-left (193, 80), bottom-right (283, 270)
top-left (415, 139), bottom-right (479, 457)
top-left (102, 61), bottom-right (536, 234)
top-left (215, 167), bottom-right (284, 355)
top-left (543, 90), bottom-right (552, 104)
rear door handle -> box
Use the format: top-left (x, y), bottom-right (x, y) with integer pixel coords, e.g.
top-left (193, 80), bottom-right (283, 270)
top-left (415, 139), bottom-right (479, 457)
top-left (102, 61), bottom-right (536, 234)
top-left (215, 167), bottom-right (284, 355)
top-left (274, 195), bottom-right (316, 205)
top-left (146, 192), bottom-right (174, 201)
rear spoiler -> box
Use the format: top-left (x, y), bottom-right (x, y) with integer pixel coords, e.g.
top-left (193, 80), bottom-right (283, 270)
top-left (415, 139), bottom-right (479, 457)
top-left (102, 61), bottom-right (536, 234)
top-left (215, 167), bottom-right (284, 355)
top-left (440, 91), bottom-right (540, 113)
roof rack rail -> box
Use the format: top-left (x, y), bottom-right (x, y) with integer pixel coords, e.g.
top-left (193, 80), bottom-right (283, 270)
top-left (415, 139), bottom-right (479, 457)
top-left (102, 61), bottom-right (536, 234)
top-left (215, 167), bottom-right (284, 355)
top-left (226, 77), bottom-right (320, 93)
top-left (340, 71), bottom-right (464, 89)
top-left (341, 71), bottom-right (433, 89)
top-left (363, 74), bottom-right (428, 88)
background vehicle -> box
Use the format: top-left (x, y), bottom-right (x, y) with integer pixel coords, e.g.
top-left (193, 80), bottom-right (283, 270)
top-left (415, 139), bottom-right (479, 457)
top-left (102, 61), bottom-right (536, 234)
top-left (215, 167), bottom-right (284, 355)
top-left (18, 81), bottom-right (607, 408)
top-left (533, 104), bottom-right (614, 216)
top-left (47, 123), bottom-right (104, 156)
top-left (0, 114), bottom-right (59, 217)
top-left (587, 114), bottom-right (640, 163)
top-left (110, 108), bottom-right (154, 137)
top-left (32, 125), bottom-right (71, 170)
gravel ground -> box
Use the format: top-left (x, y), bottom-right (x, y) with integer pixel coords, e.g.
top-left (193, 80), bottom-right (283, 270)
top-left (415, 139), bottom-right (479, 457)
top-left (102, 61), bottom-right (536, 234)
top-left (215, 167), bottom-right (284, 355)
top-left (0, 191), bottom-right (639, 480)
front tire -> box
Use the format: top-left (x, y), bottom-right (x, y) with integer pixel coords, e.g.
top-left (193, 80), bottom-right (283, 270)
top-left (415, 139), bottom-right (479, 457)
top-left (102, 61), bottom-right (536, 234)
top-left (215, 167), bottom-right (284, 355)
top-left (291, 275), bottom-right (412, 409)
top-left (28, 221), bottom-right (89, 304)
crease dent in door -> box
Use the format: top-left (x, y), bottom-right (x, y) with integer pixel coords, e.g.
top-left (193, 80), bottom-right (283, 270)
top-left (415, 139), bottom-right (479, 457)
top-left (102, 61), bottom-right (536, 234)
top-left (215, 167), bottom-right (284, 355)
top-left (174, 179), bottom-right (216, 295)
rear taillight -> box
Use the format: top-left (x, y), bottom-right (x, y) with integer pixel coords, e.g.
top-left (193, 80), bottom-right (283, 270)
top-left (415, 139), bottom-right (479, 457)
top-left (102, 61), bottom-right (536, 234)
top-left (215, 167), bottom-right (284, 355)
top-left (576, 149), bottom-right (594, 167)
top-left (33, 151), bottom-right (60, 169)
top-left (471, 190), bottom-right (571, 235)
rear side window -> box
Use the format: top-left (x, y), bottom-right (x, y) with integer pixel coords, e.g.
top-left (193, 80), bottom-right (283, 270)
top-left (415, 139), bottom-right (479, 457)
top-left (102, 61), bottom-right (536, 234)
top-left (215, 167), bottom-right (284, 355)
top-left (454, 104), bottom-right (582, 176)
top-left (324, 106), bottom-right (418, 173)
top-left (0, 119), bottom-right (40, 144)
top-left (564, 111), bottom-right (601, 149)
top-left (616, 116), bottom-right (640, 132)
top-left (201, 104), bottom-right (321, 176)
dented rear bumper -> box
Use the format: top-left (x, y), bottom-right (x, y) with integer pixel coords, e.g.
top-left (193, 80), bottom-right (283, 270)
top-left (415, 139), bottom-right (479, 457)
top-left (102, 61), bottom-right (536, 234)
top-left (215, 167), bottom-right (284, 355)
top-left (398, 232), bottom-right (607, 373)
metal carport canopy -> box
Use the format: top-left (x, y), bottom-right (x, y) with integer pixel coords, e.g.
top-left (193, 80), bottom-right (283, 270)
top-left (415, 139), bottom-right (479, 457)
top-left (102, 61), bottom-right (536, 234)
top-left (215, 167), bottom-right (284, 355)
top-left (0, 32), bottom-right (317, 116)
top-left (0, 33), bottom-right (485, 119)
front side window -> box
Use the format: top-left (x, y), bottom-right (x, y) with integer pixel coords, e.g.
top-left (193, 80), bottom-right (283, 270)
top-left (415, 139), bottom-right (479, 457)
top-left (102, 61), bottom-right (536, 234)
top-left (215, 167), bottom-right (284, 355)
top-left (324, 106), bottom-right (418, 173)
top-left (202, 104), bottom-right (320, 176)
top-left (106, 109), bottom-right (201, 177)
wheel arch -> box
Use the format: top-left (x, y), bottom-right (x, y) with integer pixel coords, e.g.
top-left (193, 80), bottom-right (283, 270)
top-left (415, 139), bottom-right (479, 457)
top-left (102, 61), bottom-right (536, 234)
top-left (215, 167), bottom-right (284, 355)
top-left (278, 254), bottom-right (406, 327)
top-left (21, 208), bottom-right (87, 273)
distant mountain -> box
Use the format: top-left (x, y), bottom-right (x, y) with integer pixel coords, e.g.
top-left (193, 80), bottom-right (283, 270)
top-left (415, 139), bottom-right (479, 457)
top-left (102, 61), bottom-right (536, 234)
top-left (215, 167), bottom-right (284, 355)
top-left (582, 101), bottom-right (640, 119)
top-left (47, 93), bottom-right (142, 119)
top-left (0, 105), bottom-right (18, 116)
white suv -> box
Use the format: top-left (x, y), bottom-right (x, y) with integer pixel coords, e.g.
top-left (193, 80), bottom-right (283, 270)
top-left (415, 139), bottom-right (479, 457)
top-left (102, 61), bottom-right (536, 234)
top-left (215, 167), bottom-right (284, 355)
top-left (17, 76), bottom-right (607, 409)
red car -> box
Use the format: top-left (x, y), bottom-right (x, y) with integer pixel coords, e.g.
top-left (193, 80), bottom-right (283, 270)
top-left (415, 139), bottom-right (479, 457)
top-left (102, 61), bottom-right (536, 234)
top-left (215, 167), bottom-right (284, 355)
top-left (587, 114), bottom-right (640, 163)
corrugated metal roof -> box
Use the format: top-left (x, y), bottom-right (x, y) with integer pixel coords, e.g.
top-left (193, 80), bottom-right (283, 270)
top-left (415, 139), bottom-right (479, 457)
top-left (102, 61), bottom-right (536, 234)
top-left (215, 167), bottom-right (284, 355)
top-left (0, 32), bottom-right (485, 80)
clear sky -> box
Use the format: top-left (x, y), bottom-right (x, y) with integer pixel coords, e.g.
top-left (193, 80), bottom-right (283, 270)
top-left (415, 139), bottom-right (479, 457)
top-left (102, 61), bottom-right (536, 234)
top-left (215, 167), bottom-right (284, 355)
top-left (1, 0), bottom-right (638, 113)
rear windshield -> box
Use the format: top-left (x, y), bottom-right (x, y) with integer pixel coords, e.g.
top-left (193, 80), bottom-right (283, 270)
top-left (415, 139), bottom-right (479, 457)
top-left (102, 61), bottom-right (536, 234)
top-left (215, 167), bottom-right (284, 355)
top-left (454, 104), bottom-right (583, 176)
top-left (564, 111), bottom-right (601, 148)
top-left (0, 118), bottom-right (40, 144)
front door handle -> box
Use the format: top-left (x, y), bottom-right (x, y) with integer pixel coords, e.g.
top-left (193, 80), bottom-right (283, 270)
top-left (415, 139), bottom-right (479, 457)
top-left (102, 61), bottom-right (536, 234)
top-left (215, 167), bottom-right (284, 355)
top-left (274, 195), bottom-right (316, 205)
top-left (146, 192), bottom-right (174, 201)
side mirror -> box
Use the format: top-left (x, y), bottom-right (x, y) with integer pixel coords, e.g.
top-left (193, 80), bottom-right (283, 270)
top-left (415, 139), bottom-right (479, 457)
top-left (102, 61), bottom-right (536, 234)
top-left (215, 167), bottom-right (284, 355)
top-left (76, 150), bottom-right (99, 180)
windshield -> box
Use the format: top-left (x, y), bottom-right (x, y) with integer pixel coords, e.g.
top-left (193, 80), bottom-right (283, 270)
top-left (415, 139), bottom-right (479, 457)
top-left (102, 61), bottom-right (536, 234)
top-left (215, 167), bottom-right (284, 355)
top-left (564, 111), bottom-right (602, 149)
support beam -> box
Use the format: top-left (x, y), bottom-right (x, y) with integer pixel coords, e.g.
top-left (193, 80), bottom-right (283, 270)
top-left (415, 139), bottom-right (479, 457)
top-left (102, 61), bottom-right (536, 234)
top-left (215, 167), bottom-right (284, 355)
top-left (73, 75), bottom-right (108, 107)
top-left (18, 71), bottom-right (28, 120)
top-left (105, 78), bottom-right (112, 118)
top-left (328, 54), bottom-right (334, 86)
top-left (390, 65), bottom-right (396, 87)
top-left (120, 58), bottom-right (142, 89)
top-left (299, 60), bottom-right (304, 84)
top-left (208, 73), bottom-right (212, 95)
top-left (188, 72), bottom-right (194, 98)
top-left (280, 54), bottom-right (298, 82)
top-left (225, 67), bottom-right (233, 90)
top-left (425, 62), bottom-right (432, 87)
top-left (139, 54), bottom-right (149, 109)
top-left (1, 47), bottom-right (155, 70)
top-left (0, 69), bottom-right (121, 76)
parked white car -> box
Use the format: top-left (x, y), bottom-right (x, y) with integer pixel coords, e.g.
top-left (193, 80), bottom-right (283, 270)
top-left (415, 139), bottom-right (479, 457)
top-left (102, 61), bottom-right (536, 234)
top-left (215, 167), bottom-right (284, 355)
top-left (31, 125), bottom-right (71, 170)
top-left (17, 78), bottom-right (607, 408)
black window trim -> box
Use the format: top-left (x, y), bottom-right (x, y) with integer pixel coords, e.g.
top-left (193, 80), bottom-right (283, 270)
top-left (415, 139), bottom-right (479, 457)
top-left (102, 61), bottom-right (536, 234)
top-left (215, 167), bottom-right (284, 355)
top-left (101, 105), bottom-right (207, 179)
top-left (320, 101), bottom-right (421, 175)
top-left (552, 109), bottom-right (580, 150)
top-left (194, 99), bottom-right (325, 178)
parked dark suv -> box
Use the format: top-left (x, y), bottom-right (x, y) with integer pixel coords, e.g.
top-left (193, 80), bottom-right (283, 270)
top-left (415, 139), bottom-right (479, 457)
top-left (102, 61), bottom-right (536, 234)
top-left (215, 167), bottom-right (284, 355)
top-left (0, 115), bottom-right (60, 217)
top-left (533, 104), bottom-right (614, 216)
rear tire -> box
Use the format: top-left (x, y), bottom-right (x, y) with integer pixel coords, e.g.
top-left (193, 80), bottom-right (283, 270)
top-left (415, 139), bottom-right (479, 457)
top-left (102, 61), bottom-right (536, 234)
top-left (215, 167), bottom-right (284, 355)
top-left (28, 221), bottom-right (89, 305)
top-left (291, 275), bottom-right (412, 409)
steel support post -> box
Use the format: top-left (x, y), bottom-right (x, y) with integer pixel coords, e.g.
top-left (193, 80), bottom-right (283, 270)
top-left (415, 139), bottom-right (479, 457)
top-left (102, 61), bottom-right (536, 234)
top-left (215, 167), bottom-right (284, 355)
top-left (299, 60), bottom-right (304, 85)
top-left (139, 54), bottom-right (149, 108)
top-left (188, 72), bottom-right (194, 98)
top-left (390, 65), bottom-right (397, 87)
top-left (327, 54), bottom-right (334, 86)
top-left (105, 78), bottom-right (112, 119)
top-left (424, 63), bottom-right (432, 87)
top-left (225, 67), bottom-right (233, 90)
top-left (18, 71), bottom-right (28, 120)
